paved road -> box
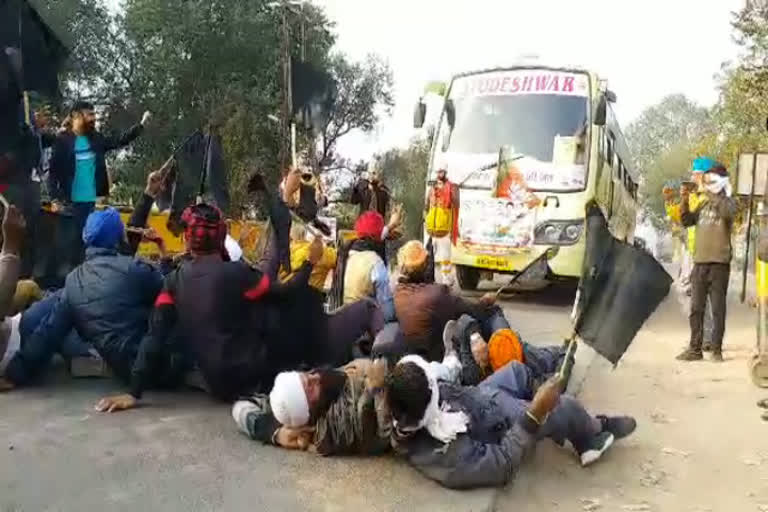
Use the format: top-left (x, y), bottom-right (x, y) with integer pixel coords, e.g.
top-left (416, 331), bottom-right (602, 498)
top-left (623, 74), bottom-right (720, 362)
top-left (0, 284), bottom-right (577, 512)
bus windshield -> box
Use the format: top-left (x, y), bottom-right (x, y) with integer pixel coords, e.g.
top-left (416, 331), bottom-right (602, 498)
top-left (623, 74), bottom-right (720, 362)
top-left (443, 94), bottom-right (588, 160)
top-left (433, 69), bottom-right (591, 191)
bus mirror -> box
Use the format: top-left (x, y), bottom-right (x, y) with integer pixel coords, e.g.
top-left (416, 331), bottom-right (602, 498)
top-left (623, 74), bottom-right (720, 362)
top-left (445, 99), bottom-right (456, 128)
top-left (594, 96), bottom-right (607, 126)
top-left (605, 90), bottom-right (617, 103)
top-left (413, 100), bottom-right (427, 128)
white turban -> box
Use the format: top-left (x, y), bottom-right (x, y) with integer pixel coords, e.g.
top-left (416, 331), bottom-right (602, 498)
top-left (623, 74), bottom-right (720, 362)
top-left (225, 235), bottom-right (243, 262)
top-left (395, 355), bottom-right (469, 444)
top-left (270, 371), bottom-right (310, 428)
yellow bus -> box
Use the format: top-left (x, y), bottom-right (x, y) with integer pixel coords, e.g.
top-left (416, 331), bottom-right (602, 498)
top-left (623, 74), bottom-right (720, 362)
top-left (414, 64), bottom-right (638, 290)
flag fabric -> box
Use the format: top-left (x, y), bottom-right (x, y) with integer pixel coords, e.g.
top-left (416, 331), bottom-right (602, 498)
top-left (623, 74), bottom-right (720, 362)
top-left (574, 203), bottom-right (672, 365)
top-left (159, 131), bottom-right (229, 230)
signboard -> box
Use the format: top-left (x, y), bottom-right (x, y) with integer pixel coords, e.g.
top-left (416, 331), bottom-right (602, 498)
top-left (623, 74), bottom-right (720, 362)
top-left (457, 190), bottom-right (537, 254)
top-left (452, 69), bottom-right (590, 99)
top-left (736, 153), bottom-right (768, 196)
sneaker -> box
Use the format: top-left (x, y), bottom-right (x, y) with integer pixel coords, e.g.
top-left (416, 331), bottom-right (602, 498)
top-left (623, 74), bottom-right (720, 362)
top-left (711, 351), bottom-right (724, 363)
top-left (702, 343), bottom-right (713, 352)
top-left (442, 320), bottom-right (459, 356)
top-left (577, 431), bottom-right (615, 467)
top-left (596, 415), bottom-right (637, 440)
top-left (676, 348), bottom-right (703, 361)
top-left (232, 400), bottom-right (259, 436)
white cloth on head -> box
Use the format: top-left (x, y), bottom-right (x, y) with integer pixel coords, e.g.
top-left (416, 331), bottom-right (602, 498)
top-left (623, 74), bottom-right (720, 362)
top-left (395, 354), bottom-right (469, 444)
top-left (0, 315), bottom-right (21, 375)
top-left (225, 235), bottom-right (243, 262)
top-left (270, 371), bottom-right (310, 428)
top-left (705, 174), bottom-right (732, 197)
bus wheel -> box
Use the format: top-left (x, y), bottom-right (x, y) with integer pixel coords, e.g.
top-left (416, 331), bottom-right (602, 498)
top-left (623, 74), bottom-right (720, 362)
top-left (456, 265), bottom-right (480, 291)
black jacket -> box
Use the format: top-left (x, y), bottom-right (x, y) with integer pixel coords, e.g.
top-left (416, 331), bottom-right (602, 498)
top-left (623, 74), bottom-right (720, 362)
top-left (351, 179), bottom-right (390, 218)
top-left (50, 124), bottom-right (144, 201)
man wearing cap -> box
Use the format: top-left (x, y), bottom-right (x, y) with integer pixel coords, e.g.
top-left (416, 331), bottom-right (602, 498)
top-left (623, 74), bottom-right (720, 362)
top-left (664, 158), bottom-right (715, 350)
top-left (392, 240), bottom-right (500, 362)
top-left (676, 162), bottom-right (738, 362)
top-left (386, 353), bottom-right (637, 489)
top-left (1, 168), bottom-right (181, 391)
top-left (351, 162), bottom-right (390, 219)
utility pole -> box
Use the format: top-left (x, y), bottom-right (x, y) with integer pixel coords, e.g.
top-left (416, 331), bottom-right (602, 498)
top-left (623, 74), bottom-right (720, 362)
top-left (279, 1), bottom-right (293, 174)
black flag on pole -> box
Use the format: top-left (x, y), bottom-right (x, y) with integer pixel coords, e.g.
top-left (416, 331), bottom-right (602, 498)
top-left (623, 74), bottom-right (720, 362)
top-left (573, 203), bottom-right (673, 365)
top-left (157, 130), bottom-right (230, 231)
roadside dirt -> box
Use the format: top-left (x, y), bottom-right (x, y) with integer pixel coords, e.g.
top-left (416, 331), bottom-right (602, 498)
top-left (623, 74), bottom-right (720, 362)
top-left (499, 296), bottom-right (765, 512)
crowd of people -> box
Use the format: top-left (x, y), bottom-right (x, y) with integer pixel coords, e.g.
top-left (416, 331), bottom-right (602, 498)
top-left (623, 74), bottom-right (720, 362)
top-left (0, 103), bottom-right (639, 490)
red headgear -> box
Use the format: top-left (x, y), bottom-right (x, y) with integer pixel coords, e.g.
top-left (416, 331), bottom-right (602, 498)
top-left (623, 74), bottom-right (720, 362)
top-left (181, 203), bottom-right (228, 259)
top-left (355, 211), bottom-right (385, 241)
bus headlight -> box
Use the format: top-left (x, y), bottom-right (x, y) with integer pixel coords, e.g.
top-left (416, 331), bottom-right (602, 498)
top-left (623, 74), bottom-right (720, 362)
top-left (534, 220), bottom-right (584, 246)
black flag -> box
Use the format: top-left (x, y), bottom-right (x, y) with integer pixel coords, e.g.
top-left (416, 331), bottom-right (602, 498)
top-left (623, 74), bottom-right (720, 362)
top-left (573, 203), bottom-right (672, 365)
top-left (158, 130), bottom-right (229, 232)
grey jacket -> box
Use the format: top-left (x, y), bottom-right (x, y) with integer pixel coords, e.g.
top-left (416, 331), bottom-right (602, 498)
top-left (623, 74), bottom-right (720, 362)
top-left (392, 380), bottom-right (538, 489)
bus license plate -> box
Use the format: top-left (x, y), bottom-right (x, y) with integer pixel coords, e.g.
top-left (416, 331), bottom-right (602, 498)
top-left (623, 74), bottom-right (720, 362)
top-left (476, 255), bottom-right (511, 270)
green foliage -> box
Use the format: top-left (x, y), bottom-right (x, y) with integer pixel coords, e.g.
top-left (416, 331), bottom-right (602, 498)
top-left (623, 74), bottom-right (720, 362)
top-left (37, 0), bottom-right (393, 218)
top-left (376, 135), bottom-right (431, 239)
top-left (318, 53), bottom-right (394, 167)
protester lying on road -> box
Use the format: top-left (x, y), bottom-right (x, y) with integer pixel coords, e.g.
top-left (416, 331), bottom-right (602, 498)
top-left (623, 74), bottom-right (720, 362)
top-left (445, 317), bottom-right (569, 387)
top-left (232, 358), bottom-right (392, 456)
top-left (100, 183), bottom-right (385, 411)
top-left (387, 354), bottom-right (637, 489)
top-left (390, 240), bottom-right (500, 362)
top-left (232, 323), bottom-right (463, 456)
top-left (0, 167), bottom-right (182, 391)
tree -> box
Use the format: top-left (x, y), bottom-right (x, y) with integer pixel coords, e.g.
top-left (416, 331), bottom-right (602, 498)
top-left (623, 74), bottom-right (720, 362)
top-left (377, 135), bottom-right (431, 239)
top-left (317, 53), bottom-right (394, 168)
top-left (625, 94), bottom-right (713, 176)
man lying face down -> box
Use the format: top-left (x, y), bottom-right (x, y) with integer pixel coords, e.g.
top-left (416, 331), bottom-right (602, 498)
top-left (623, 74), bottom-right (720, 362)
top-left (232, 359), bottom-right (392, 456)
top-left (97, 178), bottom-right (385, 412)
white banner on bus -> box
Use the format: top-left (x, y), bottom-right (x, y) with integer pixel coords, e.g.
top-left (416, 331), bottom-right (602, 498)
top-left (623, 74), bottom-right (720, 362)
top-left (453, 70), bottom-right (589, 98)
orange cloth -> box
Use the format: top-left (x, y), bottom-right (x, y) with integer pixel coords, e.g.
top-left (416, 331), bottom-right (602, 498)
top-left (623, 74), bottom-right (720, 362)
top-left (488, 329), bottom-right (524, 371)
top-left (398, 240), bottom-right (428, 275)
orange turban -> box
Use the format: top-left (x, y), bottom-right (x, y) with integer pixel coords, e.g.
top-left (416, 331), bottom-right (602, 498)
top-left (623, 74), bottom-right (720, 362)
top-left (398, 240), bottom-right (428, 275)
top-left (488, 329), bottom-right (524, 371)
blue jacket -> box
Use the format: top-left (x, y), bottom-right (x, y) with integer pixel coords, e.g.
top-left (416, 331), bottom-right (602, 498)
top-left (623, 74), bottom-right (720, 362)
top-left (6, 248), bottom-right (166, 385)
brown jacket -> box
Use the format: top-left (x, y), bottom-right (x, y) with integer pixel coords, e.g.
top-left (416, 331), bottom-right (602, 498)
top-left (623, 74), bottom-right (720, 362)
top-left (394, 282), bottom-right (489, 361)
top-left (681, 192), bottom-right (738, 264)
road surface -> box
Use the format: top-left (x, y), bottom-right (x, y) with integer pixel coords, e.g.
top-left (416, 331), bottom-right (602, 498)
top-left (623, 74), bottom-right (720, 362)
top-left (0, 282), bottom-right (762, 512)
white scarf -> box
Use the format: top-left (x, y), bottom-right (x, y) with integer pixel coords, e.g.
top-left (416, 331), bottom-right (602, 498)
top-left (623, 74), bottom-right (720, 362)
top-left (396, 355), bottom-right (469, 444)
top-left (705, 174), bottom-right (732, 197)
top-left (0, 315), bottom-right (21, 375)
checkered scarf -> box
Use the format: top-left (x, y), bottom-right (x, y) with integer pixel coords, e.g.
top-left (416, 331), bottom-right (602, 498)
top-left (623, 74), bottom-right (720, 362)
top-left (181, 203), bottom-right (228, 257)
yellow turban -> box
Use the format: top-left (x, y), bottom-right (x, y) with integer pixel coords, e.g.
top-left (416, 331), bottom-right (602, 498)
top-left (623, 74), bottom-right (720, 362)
top-left (398, 240), bottom-right (428, 276)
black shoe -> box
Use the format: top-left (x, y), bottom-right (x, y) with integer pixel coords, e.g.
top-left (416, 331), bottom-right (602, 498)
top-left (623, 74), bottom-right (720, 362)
top-left (577, 431), bottom-right (614, 467)
top-left (596, 415), bottom-right (637, 440)
top-left (676, 348), bottom-right (703, 361)
top-left (702, 343), bottom-right (713, 352)
top-left (711, 351), bottom-right (724, 362)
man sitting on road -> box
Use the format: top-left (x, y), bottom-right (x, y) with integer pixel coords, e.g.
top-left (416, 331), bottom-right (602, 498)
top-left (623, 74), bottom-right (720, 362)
top-left (98, 181), bottom-right (385, 411)
top-left (386, 354), bottom-right (637, 489)
top-left (387, 240), bottom-right (502, 362)
top-left (232, 357), bottom-right (392, 456)
top-left (0, 167), bottom-right (183, 391)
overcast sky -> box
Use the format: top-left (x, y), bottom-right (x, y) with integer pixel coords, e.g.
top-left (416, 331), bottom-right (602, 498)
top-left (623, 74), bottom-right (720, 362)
top-left (315, 0), bottom-right (745, 161)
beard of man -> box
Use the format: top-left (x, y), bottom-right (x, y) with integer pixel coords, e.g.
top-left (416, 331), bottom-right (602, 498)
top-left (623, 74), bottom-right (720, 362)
top-left (309, 368), bottom-right (348, 423)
